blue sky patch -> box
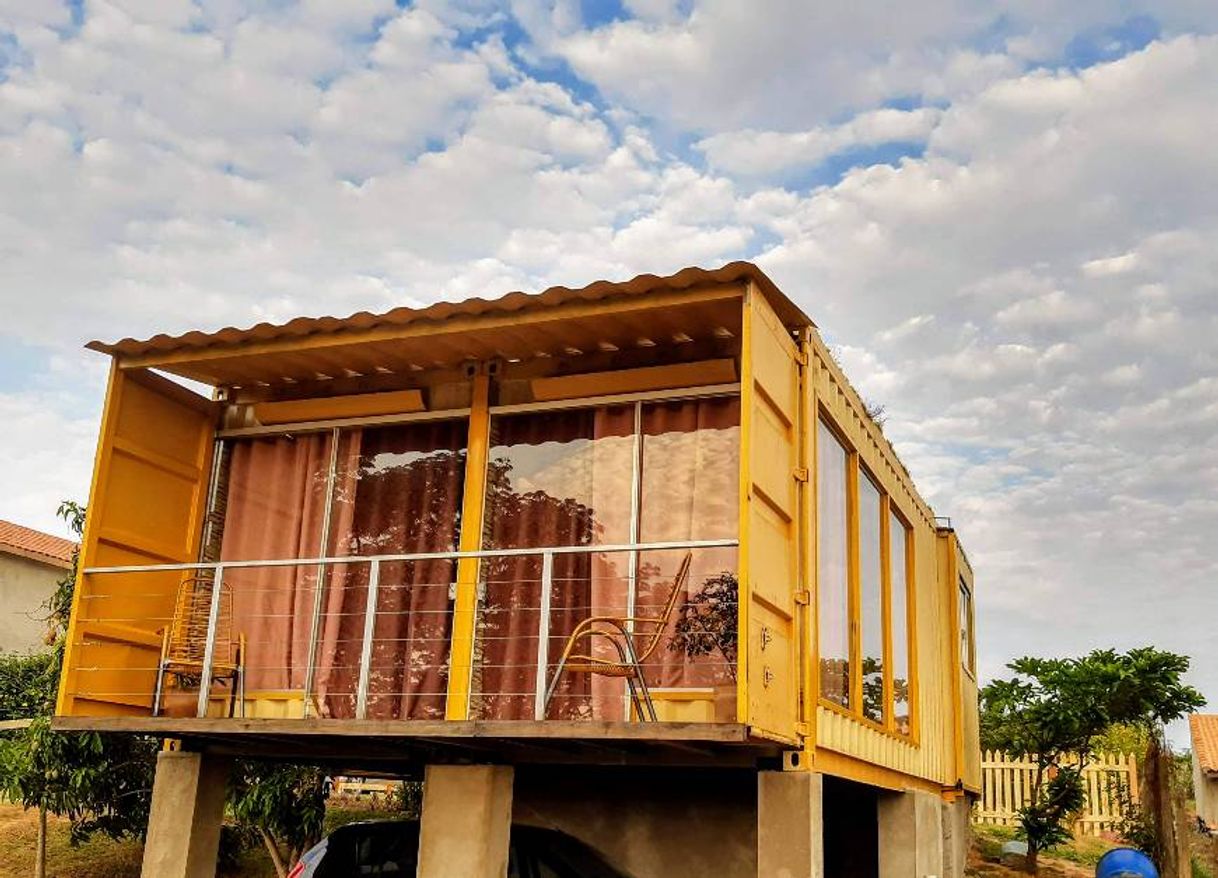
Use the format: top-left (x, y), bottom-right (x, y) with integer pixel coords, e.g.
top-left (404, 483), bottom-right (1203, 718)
top-left (1064, 15), bottom-right (1160, 69)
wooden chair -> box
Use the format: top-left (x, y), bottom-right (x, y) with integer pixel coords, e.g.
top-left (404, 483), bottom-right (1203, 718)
top-left (152, 575), bottom-right (245, 717)
top-left (543, 551), bottom-right (692, 722)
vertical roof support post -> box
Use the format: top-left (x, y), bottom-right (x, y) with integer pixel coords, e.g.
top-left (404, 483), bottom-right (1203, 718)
top-left (445, 368), bottom-right (492, 720)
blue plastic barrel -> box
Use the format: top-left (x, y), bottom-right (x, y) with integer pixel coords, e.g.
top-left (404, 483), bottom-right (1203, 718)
top-left (1095, 848), bottom-right (1159, 878)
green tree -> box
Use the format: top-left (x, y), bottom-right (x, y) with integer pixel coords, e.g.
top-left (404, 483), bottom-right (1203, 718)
top-left (0, 502), bottom-right (159, 878)
top-left (980, 648), bottom-right (1203, 873)
top-left (228, 761), bottom-right (329, 877)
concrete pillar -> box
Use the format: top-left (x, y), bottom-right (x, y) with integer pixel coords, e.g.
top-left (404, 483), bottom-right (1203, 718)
top-left (758, 770), bottom-right (823, 878)
top-left (417, 764), bottom-right (514, 878)
top-left (877, 789), bottom-right (945, 878)
top-left (940, 796), bottom-right (971, 878)
top-left (140, 750), bottom-right (229, 878)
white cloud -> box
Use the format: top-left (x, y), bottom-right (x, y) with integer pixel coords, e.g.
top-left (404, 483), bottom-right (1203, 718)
top-left (696, 108), bottom-right (943, 176)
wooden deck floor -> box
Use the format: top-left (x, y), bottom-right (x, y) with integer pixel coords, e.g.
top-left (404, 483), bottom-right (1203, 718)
top-left (51, 717), bottom-right (785, 771)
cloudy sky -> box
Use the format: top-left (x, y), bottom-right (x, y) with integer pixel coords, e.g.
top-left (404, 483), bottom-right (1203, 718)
top-left (1, 1), bottom-right (1216, 734)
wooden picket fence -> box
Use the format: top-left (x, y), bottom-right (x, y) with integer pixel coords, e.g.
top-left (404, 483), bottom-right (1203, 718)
top-left (975, 751), bottom-right (1139, 837)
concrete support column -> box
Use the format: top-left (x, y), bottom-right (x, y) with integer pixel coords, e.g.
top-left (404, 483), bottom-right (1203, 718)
top-left (940, 796), bottom-right (971, 878)
top-left (878, 789), bottom-right (945, 878)
top-left (417, 764), bottom-right (514, 878)
top-left (140, 750), bottom-right (229, 878)
top-left (758, 770), bottom-right (824, 878)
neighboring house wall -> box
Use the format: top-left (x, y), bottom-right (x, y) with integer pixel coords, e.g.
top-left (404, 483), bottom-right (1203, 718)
top-left (0, 552), bottom-right (60, 653)
top-left (1193, 757), bottom-right (1218, 827)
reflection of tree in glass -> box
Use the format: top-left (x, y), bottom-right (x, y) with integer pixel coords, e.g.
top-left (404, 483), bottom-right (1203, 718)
top-left (862, 656), bottom-right (884, 723)
top-left (332, 443), bottom-right (466, 720)
top-left (819, 658), bottom-right (850, 709)
top-left (474, 456), bottom-right (616, 720)
top-left (819, 657), bottom-right (908, 729)
top-left (668, 572), bottom-right (738, 682)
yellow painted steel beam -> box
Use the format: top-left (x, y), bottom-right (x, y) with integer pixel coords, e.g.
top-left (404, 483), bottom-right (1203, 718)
top-left (445, 371), bottom-right (491, 721)
top-left (735, 288), bottom-right (753, 726)
top-left (814, 748), bottom-right (956, 798)
top-left (253, 388), bottom-right (425, 425)
top-left (529, 358), bottom-right (737, 402)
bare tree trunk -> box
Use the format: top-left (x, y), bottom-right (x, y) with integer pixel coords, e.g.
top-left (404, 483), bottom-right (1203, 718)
top-left (33, 806), bottom-right (47, 878)
top-left (1023, 846), bottom-right (1038, 874)
top-left (258, 827), bottom-right (287, 878)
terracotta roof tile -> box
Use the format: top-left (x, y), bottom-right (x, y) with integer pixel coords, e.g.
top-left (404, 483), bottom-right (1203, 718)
top-left (1190, 714), bottom-right (1218, 774)
top-left (0, 519), bottom-right (77, 568)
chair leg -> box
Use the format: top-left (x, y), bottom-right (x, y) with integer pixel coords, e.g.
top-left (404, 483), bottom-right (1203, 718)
top-left (621, 638), bottom-right (657, 722)
top-left (543, 653), bottom-right (570, 717)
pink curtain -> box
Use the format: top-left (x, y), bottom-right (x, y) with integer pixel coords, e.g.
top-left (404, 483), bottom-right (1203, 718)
top-left (637, 397), bottom-right (740, 694)
top-left (217, 422), bottom-right (465, 720)
top-left (219, 433), bottom-right (332, 694)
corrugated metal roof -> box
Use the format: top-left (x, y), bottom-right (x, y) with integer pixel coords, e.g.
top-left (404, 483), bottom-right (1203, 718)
top-left (87, 262), bottom-right (810, 361)
top-left (1192, 714), bottom-right (1218, 775)
top-left (0, 519), bottom-right (77, 568)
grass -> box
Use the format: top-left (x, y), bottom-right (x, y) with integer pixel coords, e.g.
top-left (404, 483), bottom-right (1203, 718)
top-left (0, 802), bottom-right (393, 878)
top-left (970, 824), bottom-right (1118, 877)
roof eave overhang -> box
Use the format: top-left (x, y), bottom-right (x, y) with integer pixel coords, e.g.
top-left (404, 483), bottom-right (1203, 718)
top-left (87, 263), bottom-right (812, 375)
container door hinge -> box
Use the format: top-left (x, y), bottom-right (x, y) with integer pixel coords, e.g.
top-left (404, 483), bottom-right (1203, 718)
top-left (793, 466), bottom-right (809, 482)
top-left (794, 349), bottom-right (808, 367)
top-left (795, 590), bottom-right (811, 605)
top-left (796, 722), bottom-right (811, 737)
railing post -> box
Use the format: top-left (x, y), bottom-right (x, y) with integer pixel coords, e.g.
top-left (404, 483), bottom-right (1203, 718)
top-left (302, 427), bottom-right (341, 718)
top-left (533, 551), bottom-right (554, 721)
top-left (196, 565), bottom-right (225, 718)
top-left (355, 559), bottom-right (380, 720)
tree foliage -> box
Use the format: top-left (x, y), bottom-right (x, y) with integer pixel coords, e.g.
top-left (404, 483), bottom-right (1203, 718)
top-left (668, 571), bottom-right (738, 681)
top-left (0, 501), bottom-right (159, 877)
top-left (0, 718), bottom-right (157, 843)
top-left (980, 648), bottom-right (1204, 873)
top-left (228, 761), bottom-right (329, 878)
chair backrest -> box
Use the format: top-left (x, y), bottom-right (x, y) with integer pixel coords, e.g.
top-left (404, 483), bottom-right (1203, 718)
top-left (635, 551), bottom-right (693, 663)
top-left (166, 575), bottom-right (235, 666)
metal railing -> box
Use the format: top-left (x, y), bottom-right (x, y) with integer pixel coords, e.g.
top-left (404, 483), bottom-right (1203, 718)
top-left (83, 538), bottom-right (738, 721)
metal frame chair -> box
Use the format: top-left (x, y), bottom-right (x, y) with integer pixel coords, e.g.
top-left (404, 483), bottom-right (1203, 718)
top-left (543, 551), bottom-right (692, 722)
top-left (152, 574), bottom-right (245, 717)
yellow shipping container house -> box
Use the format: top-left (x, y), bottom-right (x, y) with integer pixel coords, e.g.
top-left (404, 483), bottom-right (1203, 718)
top-left (55, 263), bottom-right (980, 878)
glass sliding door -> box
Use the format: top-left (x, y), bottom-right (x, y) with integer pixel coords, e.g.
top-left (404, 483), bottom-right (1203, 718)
top-left (314, 420), bottom-right (467, 719)
top-left (638, 397), bottom-right (739, 716)
top-left (184, 432), bottom-right (334, 718)
top-left (473, 406), bottom-right (635, 720)
top-left (472, 394), bottom-right (741, 721)
top-left (205, 419), bottom-right (468, 721)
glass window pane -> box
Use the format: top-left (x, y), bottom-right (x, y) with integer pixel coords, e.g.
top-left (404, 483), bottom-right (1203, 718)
top-left (475, 405), bottom-right (635, 720)
top-left (959, 579), bottom-right (975, 674)
top-left (858, 472), bottom-right (883, 724)
top-left (889, 512), bottom-right (911, 735)
top-left (639, 397), bottom-right (740, 707)
top-left (817, 419), bottom-right (851, 710)
top-left (319, 420), bottom-right (468, 720)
